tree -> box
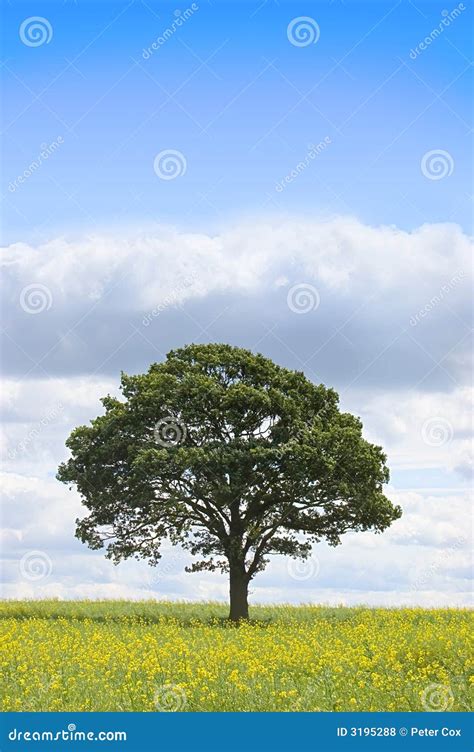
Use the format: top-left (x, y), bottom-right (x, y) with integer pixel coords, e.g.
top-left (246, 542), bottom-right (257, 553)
top-left (57, 343), bottom-right (401, 621)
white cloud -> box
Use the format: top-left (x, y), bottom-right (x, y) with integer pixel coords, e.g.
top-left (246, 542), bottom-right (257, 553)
top-left (342, 387), bottom-right (473, 476)
top-left (1, 218), bottom-right (472, 605)
top-left (387, 488), bottom-right (471, 546)
top-left (1, 376), bottom-right (117, 476)
top-left (2, 218), bottom-right (471, 312)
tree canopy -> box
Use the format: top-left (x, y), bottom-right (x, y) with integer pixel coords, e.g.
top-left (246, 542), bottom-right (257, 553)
top-left (57, 343), bottom-right (401, 620)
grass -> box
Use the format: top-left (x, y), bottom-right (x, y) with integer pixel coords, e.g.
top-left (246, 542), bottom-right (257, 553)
top-left (1, 600), bottom-right (472, 712)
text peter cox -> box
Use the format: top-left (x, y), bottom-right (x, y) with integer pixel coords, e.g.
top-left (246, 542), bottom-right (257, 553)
top-left (410, 727), bottom-right (462, 737)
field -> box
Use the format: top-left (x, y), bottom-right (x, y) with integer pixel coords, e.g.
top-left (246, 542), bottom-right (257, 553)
top-left (1, 601), bottom-right (472, 712)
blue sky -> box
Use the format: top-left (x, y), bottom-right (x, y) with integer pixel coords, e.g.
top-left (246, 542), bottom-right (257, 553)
top-left (1, 0), bottom-right (472, 243)
top-left (1, 0), bottom-right (472, 606)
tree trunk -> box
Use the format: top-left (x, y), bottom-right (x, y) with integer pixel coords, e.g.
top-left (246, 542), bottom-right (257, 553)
top-left (228, 565), bottom-right (249, 622)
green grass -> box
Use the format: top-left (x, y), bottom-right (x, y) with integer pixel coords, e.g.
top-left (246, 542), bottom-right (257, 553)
top-left (0, 599), bottom-right (374, 623)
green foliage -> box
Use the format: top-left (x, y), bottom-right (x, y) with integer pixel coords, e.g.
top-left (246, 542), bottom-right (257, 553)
top-left (57, 343), bottom-right (401, 587)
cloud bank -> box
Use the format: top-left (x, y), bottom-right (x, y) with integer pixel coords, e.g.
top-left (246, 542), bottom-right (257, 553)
top-left (1, 217), bottom-right (472, 605)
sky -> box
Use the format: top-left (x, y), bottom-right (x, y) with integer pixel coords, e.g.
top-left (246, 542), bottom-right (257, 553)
top-left (1, 0), bottom-right (472, 607)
